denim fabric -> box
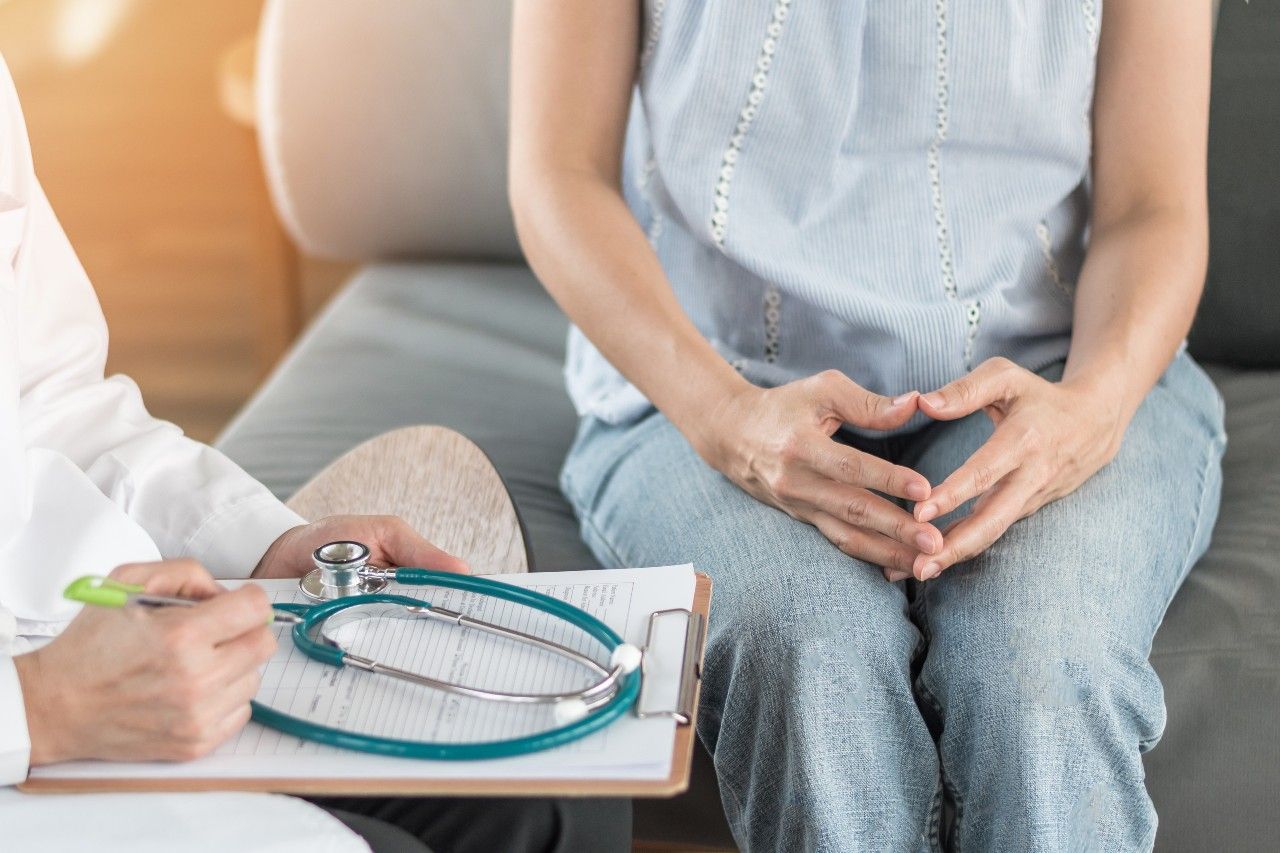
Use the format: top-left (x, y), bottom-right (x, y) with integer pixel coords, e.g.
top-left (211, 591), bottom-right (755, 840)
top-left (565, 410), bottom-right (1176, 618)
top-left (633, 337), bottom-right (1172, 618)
top-left (560, 352), bottom-right (1225, 852)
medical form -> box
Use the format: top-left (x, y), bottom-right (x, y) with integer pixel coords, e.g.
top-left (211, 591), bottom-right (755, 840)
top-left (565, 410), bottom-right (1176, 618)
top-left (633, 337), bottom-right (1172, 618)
top-left (27, 565), bottom-right (699, 787)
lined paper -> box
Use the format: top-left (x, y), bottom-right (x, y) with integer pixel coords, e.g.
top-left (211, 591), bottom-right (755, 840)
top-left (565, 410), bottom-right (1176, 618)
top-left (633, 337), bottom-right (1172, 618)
top-left (32, 565), bottom-right (696, 783)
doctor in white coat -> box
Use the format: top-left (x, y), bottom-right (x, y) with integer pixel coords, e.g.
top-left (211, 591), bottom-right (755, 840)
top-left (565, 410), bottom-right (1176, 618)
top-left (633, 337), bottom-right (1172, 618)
top-left (0, 56), bottom-right (630, 853)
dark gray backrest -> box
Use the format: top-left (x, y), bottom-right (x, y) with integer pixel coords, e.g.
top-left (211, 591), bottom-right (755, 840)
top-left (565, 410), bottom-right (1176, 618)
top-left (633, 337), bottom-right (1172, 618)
top-left (1189, 0), bottom-right (1280, 367)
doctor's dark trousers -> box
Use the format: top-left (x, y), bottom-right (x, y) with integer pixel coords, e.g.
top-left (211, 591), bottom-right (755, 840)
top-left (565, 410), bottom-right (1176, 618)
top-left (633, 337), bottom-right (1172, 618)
top-left (312, 795), bottom-right (631, 853)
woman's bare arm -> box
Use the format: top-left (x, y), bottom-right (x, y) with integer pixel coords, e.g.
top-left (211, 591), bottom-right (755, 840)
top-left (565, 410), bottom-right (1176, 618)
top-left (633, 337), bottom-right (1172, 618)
top-left (1064, 0), bottom-right (1215, 423)
top-left (508, 0), bottom-right (745, 456)
top-left (509, 0), bottom-right (941, 575)
top-left (910, 0), bottom-right (1216, 580)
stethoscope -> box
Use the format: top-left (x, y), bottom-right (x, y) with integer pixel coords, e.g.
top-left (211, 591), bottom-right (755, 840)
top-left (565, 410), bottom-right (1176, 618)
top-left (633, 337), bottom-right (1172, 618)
top-left (250, 541), bottom-right (643, 760)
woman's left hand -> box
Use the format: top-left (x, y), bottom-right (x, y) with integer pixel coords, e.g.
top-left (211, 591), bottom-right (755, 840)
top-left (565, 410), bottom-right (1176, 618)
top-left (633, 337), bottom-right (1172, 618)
top-left (905, 357), bottom-right (1130, 582)
top-left (252, 515), bottom-right (470, 579)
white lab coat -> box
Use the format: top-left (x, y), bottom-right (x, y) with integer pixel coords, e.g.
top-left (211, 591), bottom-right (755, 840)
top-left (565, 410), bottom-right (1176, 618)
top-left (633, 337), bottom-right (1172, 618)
top-left (0, 56), bottom-right (366, 851)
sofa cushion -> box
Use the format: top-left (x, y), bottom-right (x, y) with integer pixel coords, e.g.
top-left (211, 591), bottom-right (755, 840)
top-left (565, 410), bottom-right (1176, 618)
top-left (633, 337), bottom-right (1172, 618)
top-left (217, 265), bottom-right (1280, 850)
top-left (1146, 364), bottom-right (1280, 851)
top-left (218, 263), bottom-right (593, 571)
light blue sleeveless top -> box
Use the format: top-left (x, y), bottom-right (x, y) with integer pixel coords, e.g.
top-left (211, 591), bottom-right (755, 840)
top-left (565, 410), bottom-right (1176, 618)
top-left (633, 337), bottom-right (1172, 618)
top-left (565, 0), bottom-right (1101, 431)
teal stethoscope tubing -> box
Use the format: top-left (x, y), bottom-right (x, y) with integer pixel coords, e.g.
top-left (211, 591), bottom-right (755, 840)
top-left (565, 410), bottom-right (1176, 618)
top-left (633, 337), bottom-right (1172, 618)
top-left (250, 568), bottom-right (641, 760)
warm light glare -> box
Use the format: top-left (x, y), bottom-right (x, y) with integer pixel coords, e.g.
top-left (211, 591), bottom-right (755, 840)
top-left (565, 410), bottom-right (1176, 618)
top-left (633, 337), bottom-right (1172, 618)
top-left (53, 0), bottom-right (133, 65)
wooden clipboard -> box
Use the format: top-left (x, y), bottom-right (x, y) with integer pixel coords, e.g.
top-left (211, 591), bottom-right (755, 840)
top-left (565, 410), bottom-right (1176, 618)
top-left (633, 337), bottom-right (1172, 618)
top-left (20, 573), bottom-right (711, 799)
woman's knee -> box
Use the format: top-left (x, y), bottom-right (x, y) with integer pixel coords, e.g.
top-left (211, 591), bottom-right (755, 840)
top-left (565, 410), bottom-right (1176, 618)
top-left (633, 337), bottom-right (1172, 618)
top-left (926, 633), bottom-right (1162, 850)
top-left (704, 562), bottom-right (920, 730)
top-left (922, 609), bottom-right (1167, 775)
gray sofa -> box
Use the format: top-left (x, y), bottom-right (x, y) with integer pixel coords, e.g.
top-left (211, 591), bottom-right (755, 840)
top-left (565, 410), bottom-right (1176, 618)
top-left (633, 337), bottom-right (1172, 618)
top-left (220, 2), bottom-right (1279, 849)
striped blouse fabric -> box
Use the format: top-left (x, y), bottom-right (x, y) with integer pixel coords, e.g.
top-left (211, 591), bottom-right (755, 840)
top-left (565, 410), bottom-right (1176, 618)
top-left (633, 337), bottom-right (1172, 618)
top-left (565, 0), bottom-right (1099, 433)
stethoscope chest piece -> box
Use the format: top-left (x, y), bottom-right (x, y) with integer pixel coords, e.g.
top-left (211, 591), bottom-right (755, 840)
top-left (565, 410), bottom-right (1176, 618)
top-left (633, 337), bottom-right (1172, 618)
top-left (300, 540), bottom-right (389, 601)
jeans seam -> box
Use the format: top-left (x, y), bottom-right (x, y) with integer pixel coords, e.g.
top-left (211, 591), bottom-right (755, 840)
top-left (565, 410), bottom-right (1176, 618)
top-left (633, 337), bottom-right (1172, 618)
top-left (915, 677), bottom-right (953, 852)
top-left (1145, 427), bottom-right (1223, 650)
top-left (713, 760), bottom-right (749, 849)
top-left (910, 585), bottom-right (947, 853)
top-left (944, 767), bottom-right (963, 853)
top-left (574, 506), bottom-right (632, 570)
top-left (1181, 434), bottom-right (1224, 581)
top-left (1137, 734), bottom-right (1162, 752)
top-left (1125, 433), bottom-right (1223, 757)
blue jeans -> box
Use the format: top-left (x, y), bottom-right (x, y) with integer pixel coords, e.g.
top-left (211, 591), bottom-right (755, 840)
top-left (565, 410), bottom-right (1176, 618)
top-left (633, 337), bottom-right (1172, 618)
top-left (560, 353), bottom-right (1225, 852)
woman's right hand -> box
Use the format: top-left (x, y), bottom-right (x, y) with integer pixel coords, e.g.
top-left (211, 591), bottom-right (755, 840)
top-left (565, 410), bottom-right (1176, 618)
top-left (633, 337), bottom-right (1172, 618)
top-left (697, 370), bottom-right (942, 578)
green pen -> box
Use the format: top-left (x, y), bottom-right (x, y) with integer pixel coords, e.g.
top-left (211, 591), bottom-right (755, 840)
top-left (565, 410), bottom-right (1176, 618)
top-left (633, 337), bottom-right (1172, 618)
top-left (63, 575), bottom-right (303, 624)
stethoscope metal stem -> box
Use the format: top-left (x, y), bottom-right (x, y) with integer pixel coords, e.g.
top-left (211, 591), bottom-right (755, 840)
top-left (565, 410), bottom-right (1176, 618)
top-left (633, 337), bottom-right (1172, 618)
top-left (409, 605), bottom-right (610, 677)
top-left (342, 652), bottom-right (622, 708)
top-left (329, 603), bottom-right (623, 707)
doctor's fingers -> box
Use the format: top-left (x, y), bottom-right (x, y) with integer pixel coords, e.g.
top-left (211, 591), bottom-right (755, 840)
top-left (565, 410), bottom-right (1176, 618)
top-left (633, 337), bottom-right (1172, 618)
top-left (110, 558), bottom-right (223, 600)
top-left (146, 616), bottom-right (272, 697)
top-left (209, 623), bottom-right (279, 680)
top-left (810, 512), bottom-right (920, 576)
top-left (807, 441), bottom-right (931, 503)
top-left (210, 703), bottom-right (255, 751)
top-left (167, 584), bottom-right (274, 645)
top-left (374, 516), bottom-right (470, 574)
top-left (203, 668), bottom-right (262, 732)
top-left (158, 674), bottom-right (258, 762)
top-left (796, 478), bottom-right (941, 554)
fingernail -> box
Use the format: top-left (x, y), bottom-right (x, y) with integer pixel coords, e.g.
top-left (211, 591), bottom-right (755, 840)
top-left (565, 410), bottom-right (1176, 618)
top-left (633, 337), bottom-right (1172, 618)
top-left (920, 561), bottom-right (941, 580)
top-left (906, 481), bottom-right (929, 501)
top-left (917, 503), bottom-right (938, 523)
top-left (885, 569), bottom-right (911, 583)
top-left (922, 393), bottom-right (945, 409)
top-left (892, 392), bottom-right (916, 407)
top-left (914, 531), bottom-right (936, 553)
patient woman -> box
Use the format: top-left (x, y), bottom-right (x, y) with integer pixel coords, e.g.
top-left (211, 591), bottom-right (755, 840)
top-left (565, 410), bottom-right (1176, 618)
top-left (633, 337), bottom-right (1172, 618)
top-left (510, 1), bottom-right (1223, 850)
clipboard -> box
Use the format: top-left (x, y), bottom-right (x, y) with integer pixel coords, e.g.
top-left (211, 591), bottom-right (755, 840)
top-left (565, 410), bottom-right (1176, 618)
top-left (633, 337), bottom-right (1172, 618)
top-left (20, 573), bottom-right (711, 799)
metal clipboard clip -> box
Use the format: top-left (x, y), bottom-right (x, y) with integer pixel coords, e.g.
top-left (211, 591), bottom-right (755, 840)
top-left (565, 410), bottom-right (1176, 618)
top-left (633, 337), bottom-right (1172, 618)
top-left (635, 608), bottom-right (706, 725)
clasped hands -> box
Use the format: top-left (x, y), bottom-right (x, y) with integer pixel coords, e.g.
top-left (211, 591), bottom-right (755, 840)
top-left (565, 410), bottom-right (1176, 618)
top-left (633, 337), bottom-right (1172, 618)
top-left (704, 357), bottom-right (1126, 583)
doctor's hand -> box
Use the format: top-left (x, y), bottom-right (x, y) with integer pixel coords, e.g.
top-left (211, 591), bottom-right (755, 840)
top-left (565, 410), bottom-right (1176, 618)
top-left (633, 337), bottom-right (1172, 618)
top-left (699, 370), bottom-right (942, 576)
top-left (13, 559), bottom-right (275, 766)
top-left (252, 515), bottom-right (470, 579)
top-left (907, 357), bottom-right (1128, 581)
